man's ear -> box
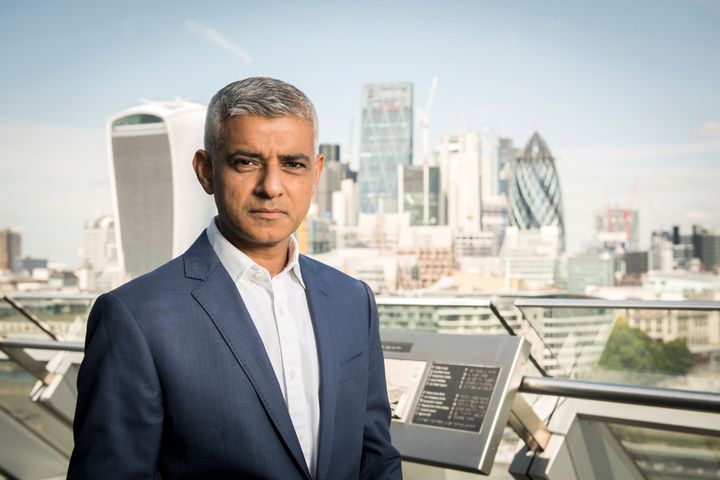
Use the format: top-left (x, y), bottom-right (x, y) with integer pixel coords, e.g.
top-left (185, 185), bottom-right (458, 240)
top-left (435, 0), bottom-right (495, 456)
top-left (192, 149), bottom-right (214, 195)
top-left (312, 153), bottom-right (324, 194)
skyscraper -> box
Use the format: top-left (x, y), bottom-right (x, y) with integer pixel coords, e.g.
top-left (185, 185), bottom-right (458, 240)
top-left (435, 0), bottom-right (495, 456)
top-left (77, 213), bottom-right (121, 291)
top-left (108, 101), bottom-right (215, 280)
top-left (508, 132), bottom-right (566, 252)
top-left (497, 137), bottom-right (518, 195)
top-left (436, 131), bottom-right (482, 232)
top-left (0, 228), bottom-right (21, 273)
top-left (358, 82), bottom-right (413, 214)
top-left (398, 165), bottom-right (440, 225)
top-left (314, 143), bottom-right (343, 218)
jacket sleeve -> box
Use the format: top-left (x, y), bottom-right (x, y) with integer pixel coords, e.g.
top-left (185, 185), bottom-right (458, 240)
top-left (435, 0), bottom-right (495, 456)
top-left (359, 281), bottom-right (403, 480)
top-left (68, 292), bottom-right (163, 479)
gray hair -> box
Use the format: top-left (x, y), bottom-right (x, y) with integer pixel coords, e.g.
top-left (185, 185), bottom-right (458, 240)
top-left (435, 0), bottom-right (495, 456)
top-left (204, 77), bottom-right (319, 156)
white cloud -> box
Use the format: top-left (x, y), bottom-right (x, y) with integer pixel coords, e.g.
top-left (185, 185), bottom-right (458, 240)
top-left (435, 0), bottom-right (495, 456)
top-left (700, 121), bottom-right (720, 137)
top-left (185, 20), bottom-right (252, 63)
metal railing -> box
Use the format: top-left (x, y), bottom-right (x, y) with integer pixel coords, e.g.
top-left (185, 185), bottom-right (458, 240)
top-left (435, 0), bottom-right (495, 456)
top-left (514, 298), bottom-right (720, 311)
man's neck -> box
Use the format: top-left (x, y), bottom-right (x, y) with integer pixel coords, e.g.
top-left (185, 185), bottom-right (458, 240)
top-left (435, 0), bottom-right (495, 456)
top-left (216, 219), bottom-right (290, 276)
top-left (240, 243), bottom-right (290, 277)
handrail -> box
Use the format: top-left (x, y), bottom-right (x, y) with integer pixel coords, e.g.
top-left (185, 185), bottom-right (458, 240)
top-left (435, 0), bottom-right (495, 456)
top-left (519, 376), bottom-right (720, 414)
top-left (3, 337), bottom-right (717, 414)
top-left (515, 298), bottom-right (720, 311)
top-left (0, 338), bottom-right (84, 353)
top-left (3, 291), bottom-right (98, 301)
top-left (376, 297), bottom-right (492, 308)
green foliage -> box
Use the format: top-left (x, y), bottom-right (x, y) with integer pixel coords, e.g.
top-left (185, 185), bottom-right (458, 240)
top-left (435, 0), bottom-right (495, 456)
top-left (598, 319), bottom-right (694, 376)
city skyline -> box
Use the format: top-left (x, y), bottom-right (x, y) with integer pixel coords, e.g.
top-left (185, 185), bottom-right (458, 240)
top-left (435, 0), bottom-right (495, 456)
top-left (1, 0), bottom-right (719, 265)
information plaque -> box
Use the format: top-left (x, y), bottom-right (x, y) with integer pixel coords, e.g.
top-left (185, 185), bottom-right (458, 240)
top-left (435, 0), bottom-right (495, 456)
top-left (381, 331), bottom-right (529, 475)
top-left (412, 363), bottom-right (499, 432)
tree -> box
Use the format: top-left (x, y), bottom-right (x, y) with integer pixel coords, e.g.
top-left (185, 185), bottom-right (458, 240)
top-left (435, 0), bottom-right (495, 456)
top-left (598, 318), bottom-right (694, 376)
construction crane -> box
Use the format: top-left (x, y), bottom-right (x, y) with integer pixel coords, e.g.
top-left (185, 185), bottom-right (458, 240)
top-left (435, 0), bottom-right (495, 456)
top-left (622, 176), bottom-right (639, 249)
top-left (417, 76), bottom-right (438, 224)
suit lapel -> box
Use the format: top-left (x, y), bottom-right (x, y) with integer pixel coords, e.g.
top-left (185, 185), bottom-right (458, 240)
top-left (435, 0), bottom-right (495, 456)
top-left (186, 234), bottom-right (311, 479)
top-left (300, 256), bottom-right (338, 480)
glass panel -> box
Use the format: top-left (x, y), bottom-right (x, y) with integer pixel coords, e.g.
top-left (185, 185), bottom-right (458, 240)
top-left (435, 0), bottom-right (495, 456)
top-left (23, 298), bottom-right (93, 342)
top-left (0, 358), bottom-right (73, 456)
top-left (518, 305), bottom-right (720, 393)
top-left (608, 423), bottom-right (720, 480)
top-left (0, 298), bottom-right (54, 341)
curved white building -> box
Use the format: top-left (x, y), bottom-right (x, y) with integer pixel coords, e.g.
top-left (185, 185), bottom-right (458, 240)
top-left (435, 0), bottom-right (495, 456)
top-left (107, 100), bottom-right (216, 280)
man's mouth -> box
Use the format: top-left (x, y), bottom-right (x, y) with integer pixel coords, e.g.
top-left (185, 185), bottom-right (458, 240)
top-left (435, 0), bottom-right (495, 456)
top-left (250, 208), bottom-right (287, 219)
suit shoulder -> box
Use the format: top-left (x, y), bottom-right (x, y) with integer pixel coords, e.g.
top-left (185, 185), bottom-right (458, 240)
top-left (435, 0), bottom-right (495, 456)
top-left (110, 255), bottom-right (189, 304)
top-left (300, 255), bottom-right (368, 294)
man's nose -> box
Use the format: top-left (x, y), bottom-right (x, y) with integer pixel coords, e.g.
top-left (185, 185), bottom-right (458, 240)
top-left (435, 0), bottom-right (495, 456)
top-left (255, 162), bottom-right (283, 198)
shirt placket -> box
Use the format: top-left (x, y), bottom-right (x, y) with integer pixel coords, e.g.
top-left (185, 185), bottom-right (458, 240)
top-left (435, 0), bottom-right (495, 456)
top-left (271, 276), bottom-right (314, 473)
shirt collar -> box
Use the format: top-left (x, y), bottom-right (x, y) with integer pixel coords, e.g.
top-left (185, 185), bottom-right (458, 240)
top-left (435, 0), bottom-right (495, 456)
top-left (206, 217), bottom-right (305, 289)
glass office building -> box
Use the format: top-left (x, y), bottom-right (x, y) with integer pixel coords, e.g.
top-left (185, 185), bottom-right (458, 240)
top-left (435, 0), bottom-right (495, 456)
top-left (508, 132), bottom-right (566, 252)
top-left (108, 101), bottom-right (216, 280)
top-left (358, 82), bottom-right (413, 214)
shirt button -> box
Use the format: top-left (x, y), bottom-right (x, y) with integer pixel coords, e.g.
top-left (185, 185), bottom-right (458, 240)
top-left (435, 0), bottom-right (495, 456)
top-left (278, 307), bottom-right (286, 315)
top-left (289, 369), bottom-right (297, 379)
top-left (254, 271), bottom-right (263, 280)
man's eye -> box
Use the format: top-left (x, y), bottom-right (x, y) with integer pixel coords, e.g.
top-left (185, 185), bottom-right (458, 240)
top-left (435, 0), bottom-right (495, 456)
top-left (284, 162), bottom-right (306, 169)
top-left (233, 158), bottom-right (255, 167)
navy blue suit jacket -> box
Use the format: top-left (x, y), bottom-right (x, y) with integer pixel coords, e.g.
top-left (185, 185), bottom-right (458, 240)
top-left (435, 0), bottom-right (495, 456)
top-left (68, 232), bottom-right (401, 479)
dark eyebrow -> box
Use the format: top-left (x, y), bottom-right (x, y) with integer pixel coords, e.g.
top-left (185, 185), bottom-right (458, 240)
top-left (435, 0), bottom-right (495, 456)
top-left (227, 149), bottom-right (266, 161)
top-left (278, 153), bottom-right (310, 162)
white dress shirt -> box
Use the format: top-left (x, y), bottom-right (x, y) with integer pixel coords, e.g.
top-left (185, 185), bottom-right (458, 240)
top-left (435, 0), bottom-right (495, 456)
top-left (206, 218), bottom-right (320, 477)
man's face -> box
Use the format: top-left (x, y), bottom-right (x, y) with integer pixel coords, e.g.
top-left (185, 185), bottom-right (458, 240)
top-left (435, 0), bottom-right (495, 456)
top-left (194, 115), bottom-right (323, 252)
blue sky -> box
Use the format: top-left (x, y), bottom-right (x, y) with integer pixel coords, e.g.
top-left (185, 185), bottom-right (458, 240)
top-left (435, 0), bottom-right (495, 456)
top-left (1, 0), bottom-right (719, 265)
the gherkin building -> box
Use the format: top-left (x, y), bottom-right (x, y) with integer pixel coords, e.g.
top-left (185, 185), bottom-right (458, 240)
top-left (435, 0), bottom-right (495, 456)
top-left (508, 131), bottom-right (565, 251)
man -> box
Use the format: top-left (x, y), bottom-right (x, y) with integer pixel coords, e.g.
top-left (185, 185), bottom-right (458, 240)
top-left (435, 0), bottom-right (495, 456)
top-left (69, 77), bottom-right (402, 479)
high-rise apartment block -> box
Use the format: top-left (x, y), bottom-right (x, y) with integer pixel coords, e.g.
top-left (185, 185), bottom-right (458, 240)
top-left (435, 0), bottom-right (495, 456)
top-left (437, 132), bottom-right (482, 232)
top-left (314, 143), bottom-right (345, 218)
top-left (508, 132), bottom-right (566, 252)
top-left (479, 129), bottom-right (499, 199)
top-left (108, 101), bottom-right (215, 280)
top-left (77, 213), bottom-right (121, 291)
top-left (358, 82), bottom-right (413, 214)
top-left (319, 143), bottom-right (340, 163)
top-left (0, 228), bottom-right (21, 273)
top-left (501, 226), bottom-right (561, 290)
top-left (691, 226), bottom-right (720, 272)
top-left (78, 214), bottom-right (117, 271)
top-left (497, 137), bottom-right (518, 195)
top-left (398, 165), bottom-right (440, 226)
